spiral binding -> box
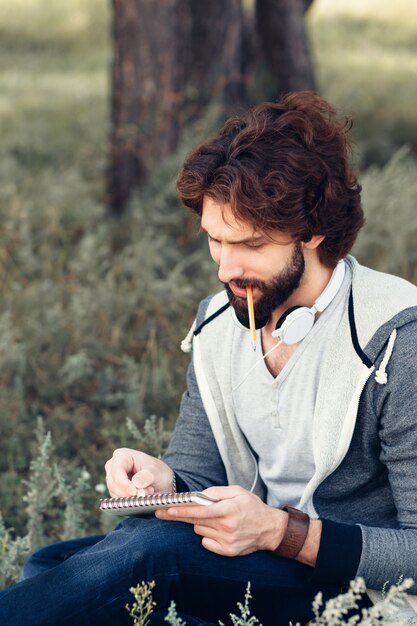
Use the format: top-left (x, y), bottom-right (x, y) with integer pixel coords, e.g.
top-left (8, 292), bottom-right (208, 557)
top-left (100, 491), bottom-right (193, 511)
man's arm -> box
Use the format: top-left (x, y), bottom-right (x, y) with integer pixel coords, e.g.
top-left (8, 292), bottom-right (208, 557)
top-left (354, 321), bottom-right (417, 592)
top-left (155, 484), bottom-right (322, 562)
top-left (313, 320), bottom-right (417, 592)
top-left (104, 357), bottom-right (227, 497)
top-left (105, 295), bottom-right (228, 498)
top-left (163, 358), bottom-right (228, 492)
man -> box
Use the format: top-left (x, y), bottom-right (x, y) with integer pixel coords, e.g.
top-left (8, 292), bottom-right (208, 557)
top-left (1, 91), bottom-right (417, 625)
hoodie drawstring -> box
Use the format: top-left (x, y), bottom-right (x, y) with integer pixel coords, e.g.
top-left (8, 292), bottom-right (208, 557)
top-left (181, 318), bottom-right (197, 353)
top-left (375, 329), bottom-right (397, 385)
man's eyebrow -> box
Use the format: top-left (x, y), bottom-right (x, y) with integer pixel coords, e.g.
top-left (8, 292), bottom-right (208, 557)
top-left (200, 225), bottom-right (266, 245)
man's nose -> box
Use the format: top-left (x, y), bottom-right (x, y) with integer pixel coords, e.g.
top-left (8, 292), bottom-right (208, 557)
top-left (217, 248), bottom-right (244, 284)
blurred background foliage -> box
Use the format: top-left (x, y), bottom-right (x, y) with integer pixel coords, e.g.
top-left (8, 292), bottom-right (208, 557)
top-left (0, 0), bottom-right (416, 575)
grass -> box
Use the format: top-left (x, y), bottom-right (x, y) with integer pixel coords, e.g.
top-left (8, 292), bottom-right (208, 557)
top-left (0, 0), bottom-right (109, 48)
top-left (308, 0), bottom-right (417, 166)
top-left (0, 0), bottom-right (109, 183)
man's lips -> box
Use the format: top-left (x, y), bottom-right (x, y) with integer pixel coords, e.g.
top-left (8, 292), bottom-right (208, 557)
top-left (229, 281), bottom-right (250, 298)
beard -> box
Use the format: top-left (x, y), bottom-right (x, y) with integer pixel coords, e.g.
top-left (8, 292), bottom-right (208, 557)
top-left (224, 242), bottom-right (305, 326)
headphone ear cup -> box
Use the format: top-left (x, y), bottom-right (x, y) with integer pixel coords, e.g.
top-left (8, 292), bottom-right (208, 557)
top-left (271, 306), bottom-right (315, 344)
top-left (273, 305), bottom-right (303, 332)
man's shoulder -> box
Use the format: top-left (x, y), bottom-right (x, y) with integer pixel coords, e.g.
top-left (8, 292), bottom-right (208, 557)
top-left (350, 256), bottom-right (417, 311)
top-left (348, 256), bottom-right (417, 354)
top-left (350, 256), bottom-right (417, 298)
top-left (181, 292), bottom-right (231, 353)
top-left (195, 291), bottom-right (229, 326)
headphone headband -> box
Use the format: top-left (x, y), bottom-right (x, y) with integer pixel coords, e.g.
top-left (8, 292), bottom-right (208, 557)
top-left (314, 260), bottom-right (346, 313)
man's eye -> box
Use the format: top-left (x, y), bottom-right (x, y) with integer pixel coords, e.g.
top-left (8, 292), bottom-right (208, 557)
top-left (245, 241), bottom-right (264, 249)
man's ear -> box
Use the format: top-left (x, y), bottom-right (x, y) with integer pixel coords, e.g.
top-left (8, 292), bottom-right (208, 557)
top-left (303, 235), bottom-right (325, 250)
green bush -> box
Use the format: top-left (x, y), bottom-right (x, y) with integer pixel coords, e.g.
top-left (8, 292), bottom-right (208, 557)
top-left (0, 419), bottom-right (90, 588)
top-left (0, 413), bottom-right (172, 589)
top-left (0, 167), bottom-right (214, 534)
top-left (126, 578), bottom-right (416, 626)
top-left (309, 0), bottom-right (417, 167)
top-left (353, 147), bottom-right (417, 284)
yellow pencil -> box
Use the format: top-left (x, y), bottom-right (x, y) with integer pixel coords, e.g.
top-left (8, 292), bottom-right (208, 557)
top-left (246, 286), bottom-right (256, 351)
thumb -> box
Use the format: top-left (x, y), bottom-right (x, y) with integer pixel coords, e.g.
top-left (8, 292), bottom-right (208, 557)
top-left (131, 467), bottom-right (156, 491)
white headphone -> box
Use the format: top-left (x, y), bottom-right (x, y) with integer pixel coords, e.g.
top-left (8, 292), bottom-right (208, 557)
top-left (271, 260), bottom-right (346, 344)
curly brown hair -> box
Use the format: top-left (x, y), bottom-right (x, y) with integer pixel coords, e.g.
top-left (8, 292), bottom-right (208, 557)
top-left (176, 91), bottom-right (364, 267)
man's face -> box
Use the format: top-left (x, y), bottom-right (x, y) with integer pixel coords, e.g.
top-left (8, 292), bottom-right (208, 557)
top-left (201, 196), bottom-right (305, 323)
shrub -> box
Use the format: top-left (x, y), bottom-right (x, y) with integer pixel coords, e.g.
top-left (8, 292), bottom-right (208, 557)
top-left (126, 579), bottom-right (417, 626)
top-left (353, 147), bottom-right (417, 284)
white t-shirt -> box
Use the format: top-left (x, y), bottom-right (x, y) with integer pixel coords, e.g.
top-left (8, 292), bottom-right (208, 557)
top-left (231, 262), bottom-right (352, 508)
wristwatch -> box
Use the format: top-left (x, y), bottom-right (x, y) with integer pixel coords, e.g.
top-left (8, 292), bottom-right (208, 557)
top-left (274, 505), bottom-right (310, 559)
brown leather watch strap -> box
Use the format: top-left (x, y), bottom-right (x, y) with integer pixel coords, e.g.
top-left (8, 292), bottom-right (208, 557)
top-left (274, 505), bottom-right (310, 559)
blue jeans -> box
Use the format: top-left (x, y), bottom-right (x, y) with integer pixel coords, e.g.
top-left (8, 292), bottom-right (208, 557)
top-left (0, 516), bottom-right (346, 626)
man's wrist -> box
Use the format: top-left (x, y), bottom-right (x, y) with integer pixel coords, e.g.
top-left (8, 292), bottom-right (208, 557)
top-left (274, 506), bottom-right (310, 559)
top-left (297, 518), bottom-right (322, 566)
top-left (268, 506), bottom-right (322, 567)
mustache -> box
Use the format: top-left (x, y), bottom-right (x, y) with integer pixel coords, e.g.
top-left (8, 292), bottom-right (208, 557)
top-left (222, 278), bottom-right (266, 290)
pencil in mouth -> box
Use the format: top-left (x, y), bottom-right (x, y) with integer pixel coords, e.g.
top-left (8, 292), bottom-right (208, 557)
top-left (246, 286), bottom-right (257, 351)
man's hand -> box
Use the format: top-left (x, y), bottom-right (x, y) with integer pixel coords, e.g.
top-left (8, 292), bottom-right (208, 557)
top-left (155, 485), bottom-right (287, 557)
top-left (104, 448), bottom-right (174, 497)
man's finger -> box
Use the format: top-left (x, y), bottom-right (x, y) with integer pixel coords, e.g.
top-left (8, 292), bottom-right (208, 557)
top-left (131, 467), bottom-right (155, 490)
top-left (201, 536), bottom-right (231, 557)
top-left (193, 524), bottom-right (222, 539)
top-left (202, 485), bottom-right (247, 500)
top-left (105, 474), bottom-right (135, 498)
top-left (109, 452), bottom-right (139, 495)
top-left (156, 500), bottom-right (230, 521)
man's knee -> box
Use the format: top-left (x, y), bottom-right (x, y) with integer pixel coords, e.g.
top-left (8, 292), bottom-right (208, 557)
top-left (20, 535), bottom-right (105, 581)
top-left (116, 517), bottom-right (199, 572)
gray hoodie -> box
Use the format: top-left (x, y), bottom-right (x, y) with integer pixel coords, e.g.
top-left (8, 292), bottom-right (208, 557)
top-left (164, 256), bottom-right (417, 596)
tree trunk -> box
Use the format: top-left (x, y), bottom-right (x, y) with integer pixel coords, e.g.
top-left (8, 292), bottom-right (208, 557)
top-left (256, 0), bottom-right (316, 96)
top-left (107, 0), bottom-right (185, 216)
top-left (106, 0), bottom-right (316, 215)
top-left (183, 0), bottom-right (244, 117)
top-left (107, 0), bottom-right (245, 215)
top-left (302, 0), bottom-right (314, 14)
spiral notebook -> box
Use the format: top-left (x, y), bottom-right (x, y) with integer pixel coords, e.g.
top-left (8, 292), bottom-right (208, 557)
top-left (99, 491), bottom-right (218, 516)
